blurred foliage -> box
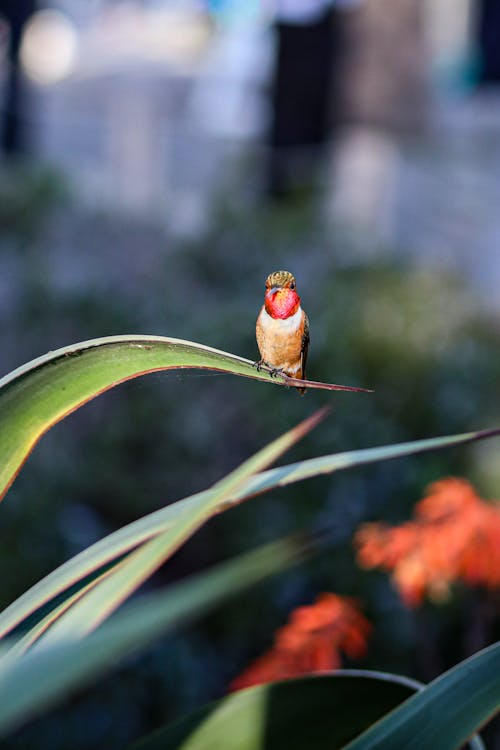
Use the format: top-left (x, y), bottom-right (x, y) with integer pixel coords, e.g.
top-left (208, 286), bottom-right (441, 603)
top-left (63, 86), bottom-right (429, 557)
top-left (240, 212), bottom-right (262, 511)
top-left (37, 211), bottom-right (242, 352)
top-left (0, 164), bottom-right (68, 244)
top-left (0, 164), bottom-right (499, 749)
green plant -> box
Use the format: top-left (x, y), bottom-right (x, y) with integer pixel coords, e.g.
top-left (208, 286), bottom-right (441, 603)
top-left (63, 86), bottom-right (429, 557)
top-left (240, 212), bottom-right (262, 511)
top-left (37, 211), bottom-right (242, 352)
top-left (0, 336), bottom-right (498, 748)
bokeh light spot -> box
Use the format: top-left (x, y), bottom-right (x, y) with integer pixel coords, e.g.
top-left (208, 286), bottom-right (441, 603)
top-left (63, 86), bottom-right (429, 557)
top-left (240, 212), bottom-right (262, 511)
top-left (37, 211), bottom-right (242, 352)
top-left (21, 10), bottom-right (78, 85)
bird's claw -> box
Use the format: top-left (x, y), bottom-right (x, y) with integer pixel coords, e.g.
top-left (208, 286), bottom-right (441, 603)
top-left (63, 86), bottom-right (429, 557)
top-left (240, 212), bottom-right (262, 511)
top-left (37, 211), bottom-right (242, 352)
top-left (252, 361), bottom-right (284, 379)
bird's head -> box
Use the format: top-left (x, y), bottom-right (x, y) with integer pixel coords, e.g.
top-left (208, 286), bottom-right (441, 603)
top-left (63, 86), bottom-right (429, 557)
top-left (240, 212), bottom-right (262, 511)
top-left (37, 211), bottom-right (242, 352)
top-left (264, 270), bottom-right (301, 319)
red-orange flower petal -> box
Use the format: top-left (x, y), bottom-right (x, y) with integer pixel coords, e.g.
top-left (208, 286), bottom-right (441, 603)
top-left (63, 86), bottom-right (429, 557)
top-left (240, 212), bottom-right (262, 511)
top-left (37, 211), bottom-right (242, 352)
top-left (230, 593), bottom-right (371, 691)
top-left (355, 478), bottom-right (500, 607)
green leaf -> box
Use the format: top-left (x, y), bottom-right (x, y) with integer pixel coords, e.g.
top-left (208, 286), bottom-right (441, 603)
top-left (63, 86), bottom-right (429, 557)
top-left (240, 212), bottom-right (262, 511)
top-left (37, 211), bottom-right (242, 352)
top-left (343, 642), bottom-right (500, 750)
top-left (127, 671), bottom-right (484, 750)
top-left (0, 335), bottom-right (370, 500)
top-left (0, 426), bottom-right (499, 641)
top-left (0, 537), bottom-right (306, 737)
top-left (36, 409), bottom-right (328, 643)
top-left (2, 560), bottom-right (130, 661)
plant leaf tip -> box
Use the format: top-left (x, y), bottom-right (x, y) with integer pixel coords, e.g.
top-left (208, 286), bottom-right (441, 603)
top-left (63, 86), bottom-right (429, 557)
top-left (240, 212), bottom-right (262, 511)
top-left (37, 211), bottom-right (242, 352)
top-left (282, 374), bottom-right (374, 394)
top-left (293, 406), bottom-right (331, 440)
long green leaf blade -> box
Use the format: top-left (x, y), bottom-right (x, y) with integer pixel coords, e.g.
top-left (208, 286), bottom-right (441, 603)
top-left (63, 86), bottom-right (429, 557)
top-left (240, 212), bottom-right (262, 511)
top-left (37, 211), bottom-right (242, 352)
top-left (38, 410), bottom-right (327, 642)
top-left (0, 537), bottom-right (306, 737)
top-left (0, 563), bottom-right (127, 664)
top-left (0, 427), bottom-right (498, 641)
top-left (0, 335), bottom-right (369, 500)
top-left (127, 671), bottom-right (483, 750)
top-left (343, 642), bottom-right (500, 750)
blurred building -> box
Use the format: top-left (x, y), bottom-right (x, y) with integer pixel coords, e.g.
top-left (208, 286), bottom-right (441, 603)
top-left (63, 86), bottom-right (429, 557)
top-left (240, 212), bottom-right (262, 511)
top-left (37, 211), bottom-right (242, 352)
top-left (1, 0), bottom-right (499, 263)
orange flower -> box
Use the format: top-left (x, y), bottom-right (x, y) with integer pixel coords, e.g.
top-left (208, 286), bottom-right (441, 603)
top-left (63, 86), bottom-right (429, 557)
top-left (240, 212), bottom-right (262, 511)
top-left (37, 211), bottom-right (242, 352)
top-left (230, 593), bottom-right (371, 691)
top-left (355, 478), bottom-right (500, 607)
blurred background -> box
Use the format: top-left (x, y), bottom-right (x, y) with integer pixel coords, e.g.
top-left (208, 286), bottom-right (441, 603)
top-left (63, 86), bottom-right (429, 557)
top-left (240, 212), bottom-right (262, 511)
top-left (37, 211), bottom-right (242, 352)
top-left (1, 0), bottom-right (500, 747)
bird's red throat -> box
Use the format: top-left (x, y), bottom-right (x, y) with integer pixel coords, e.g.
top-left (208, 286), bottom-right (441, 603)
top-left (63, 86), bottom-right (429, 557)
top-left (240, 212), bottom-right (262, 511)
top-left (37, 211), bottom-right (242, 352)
top-left (265, 289), bottom-right (300, 320)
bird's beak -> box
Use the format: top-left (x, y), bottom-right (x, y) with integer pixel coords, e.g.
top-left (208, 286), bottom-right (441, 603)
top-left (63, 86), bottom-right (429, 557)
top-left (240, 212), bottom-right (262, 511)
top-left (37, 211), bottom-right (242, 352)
top-left (266, 286), bottom-right (280, 298)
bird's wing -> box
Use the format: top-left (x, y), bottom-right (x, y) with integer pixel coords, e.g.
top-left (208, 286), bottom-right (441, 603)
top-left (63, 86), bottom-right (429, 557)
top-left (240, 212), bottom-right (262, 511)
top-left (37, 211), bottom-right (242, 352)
top-left (300, 313), bottom-right (310, 380)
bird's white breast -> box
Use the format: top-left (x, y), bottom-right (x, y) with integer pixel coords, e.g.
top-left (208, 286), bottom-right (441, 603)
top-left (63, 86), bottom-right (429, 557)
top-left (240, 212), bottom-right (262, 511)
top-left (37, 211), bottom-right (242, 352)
top-left (258, 306), bottom-right (303, 333)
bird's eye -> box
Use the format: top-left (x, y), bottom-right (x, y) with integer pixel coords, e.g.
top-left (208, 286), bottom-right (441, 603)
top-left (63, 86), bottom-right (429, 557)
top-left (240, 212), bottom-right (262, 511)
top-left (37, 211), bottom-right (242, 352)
top-left (290, 282), bottom-right (295, 290)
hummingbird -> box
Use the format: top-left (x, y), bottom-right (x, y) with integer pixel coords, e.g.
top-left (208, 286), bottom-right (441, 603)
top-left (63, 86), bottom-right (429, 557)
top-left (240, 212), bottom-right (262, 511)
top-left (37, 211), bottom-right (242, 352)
top-left (255, 270), bottom-right (310, 394)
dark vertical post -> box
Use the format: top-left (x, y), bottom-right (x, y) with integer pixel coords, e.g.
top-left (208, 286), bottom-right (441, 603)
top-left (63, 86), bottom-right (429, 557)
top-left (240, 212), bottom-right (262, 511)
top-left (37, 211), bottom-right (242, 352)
top-left (0, 0), bottom-right (36, 155)
top-left (267, 8), bottom-right (336, 199)
top-left (478, 0), bottom-right (500, 84)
